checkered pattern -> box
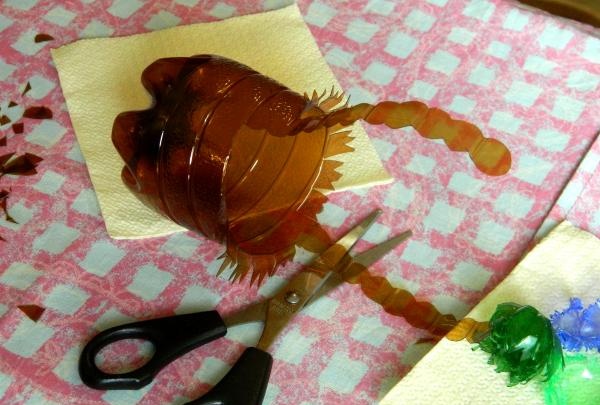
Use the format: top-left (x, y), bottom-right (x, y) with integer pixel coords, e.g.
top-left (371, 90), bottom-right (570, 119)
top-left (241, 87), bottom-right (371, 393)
top-left (0, 1), bottom-right (599, 404)
top-left (538, 133), bottom-right (600, 240)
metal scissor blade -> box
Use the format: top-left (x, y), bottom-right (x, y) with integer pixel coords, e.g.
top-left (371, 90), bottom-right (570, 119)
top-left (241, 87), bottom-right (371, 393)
top-left (255, 270), bottom-right (335, 351)
top-left (303, 230), bottom-right (412, 308)
top-left (352, 230), bottom-right (412, 268)
top-left (301, 271), bottom-right (345, 310)
top-left (223, 301), bottom-right (269, 328)
top-left (332, 209), bottom-right (382, 254)
top-left (308, 209), bottom-right (382, 273)
top-left (254, 210), bottom-right (384, 351)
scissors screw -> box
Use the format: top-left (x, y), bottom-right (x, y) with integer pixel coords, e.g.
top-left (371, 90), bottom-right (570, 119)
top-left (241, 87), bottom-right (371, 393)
top-left (285, 291), bottom-right (301, 305)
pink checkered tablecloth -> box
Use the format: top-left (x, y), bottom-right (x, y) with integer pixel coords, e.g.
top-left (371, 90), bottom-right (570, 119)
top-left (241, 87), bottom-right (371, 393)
top-left (1, 1), bottom-right (599, 404)
top-left (538, 131), bottom-right (600, 239)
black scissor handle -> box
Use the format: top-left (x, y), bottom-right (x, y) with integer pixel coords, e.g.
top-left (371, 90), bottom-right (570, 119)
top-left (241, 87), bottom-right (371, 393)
top-left (79, 311), bottom-right (227, 390)
top-left (186, 347), bottom-right (273, 405)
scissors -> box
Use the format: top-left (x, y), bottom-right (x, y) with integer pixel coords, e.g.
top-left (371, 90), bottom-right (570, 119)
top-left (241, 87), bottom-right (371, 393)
top-left (79, 209), bottom-right (411, 405)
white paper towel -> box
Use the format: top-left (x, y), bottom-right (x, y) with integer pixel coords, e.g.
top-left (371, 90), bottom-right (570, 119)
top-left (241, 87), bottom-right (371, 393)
top-left (51, 4), bottom-right (391, 239)
top-left (381, 221), bottom-right (600, 405)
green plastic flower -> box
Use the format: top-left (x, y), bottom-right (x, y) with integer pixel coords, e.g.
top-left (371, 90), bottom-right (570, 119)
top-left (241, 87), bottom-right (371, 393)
top-left (477, 303), bottom-right (564, 386)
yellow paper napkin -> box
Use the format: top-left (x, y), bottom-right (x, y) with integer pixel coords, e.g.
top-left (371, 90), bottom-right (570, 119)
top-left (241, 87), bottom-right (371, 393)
top-left (51, 4), bottom-right (391, 239)
top-left (380, 221), bottom-right (600, 404)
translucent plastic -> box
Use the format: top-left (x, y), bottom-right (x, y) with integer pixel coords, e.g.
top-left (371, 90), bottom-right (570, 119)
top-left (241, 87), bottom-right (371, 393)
top-left (113, 56), bottom-right (342, 283)
top-left (545, 353), bottom-right (600, 405)
top-left (1, 152), bottom-right (43, 241)
top-left (17, 304), bottom-right (45, 322)
top-left (550, 298), bottom-right (600, 352)
top-left (446, 317), bottom-right (490, 343)
top-left (341, 262), bottom-right (460, 337)
top-left (448, 303), bottom-right (564, 387)
top-left (113, 55), bottom-right (512, 283)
